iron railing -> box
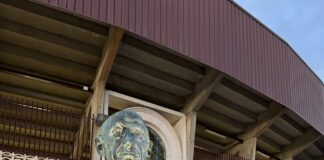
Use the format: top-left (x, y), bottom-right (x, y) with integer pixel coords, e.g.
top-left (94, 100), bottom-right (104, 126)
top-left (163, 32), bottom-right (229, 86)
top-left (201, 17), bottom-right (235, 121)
top-left (0, 95), bottom-right (93, 160)
top-left (194, 146), bottom-right (248, 160)
top-left (0, 95), bottom-right (248, 160)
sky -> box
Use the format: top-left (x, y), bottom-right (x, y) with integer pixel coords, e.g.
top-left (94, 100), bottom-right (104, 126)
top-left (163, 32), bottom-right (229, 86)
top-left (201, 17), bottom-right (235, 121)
top-left (234, 0), bottom-right (324, 83)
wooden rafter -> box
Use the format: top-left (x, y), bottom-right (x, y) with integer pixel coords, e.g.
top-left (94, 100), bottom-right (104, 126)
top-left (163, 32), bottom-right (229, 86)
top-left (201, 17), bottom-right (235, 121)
top-left (181, 70), bottom-right (223, 115)
top-left (275, 128), bottom-right (321, 159)
top-left (91, 26), bottom-right (125, 89)
top-left (226, 102), bottom-right (285, 154)
top-left (239, 102), bottom-right (285, 140)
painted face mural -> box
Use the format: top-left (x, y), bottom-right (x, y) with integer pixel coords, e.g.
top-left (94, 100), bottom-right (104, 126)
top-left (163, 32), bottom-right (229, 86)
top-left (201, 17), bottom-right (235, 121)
top-left (95, 110), bottom-right (151, 160)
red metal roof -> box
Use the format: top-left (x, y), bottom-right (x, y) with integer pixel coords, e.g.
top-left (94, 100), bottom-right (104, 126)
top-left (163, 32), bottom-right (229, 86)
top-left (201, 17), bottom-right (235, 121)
top-left (36, 0), bottom-right (324, 134)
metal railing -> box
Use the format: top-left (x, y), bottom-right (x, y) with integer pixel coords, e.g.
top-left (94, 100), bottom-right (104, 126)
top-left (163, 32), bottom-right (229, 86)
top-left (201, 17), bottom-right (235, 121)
top-left (0, 95), bottom-right (93, 160)
top-left (0, 95), bottom-right (248, 160)
top-left (194, 146), bottom-right (248, 160)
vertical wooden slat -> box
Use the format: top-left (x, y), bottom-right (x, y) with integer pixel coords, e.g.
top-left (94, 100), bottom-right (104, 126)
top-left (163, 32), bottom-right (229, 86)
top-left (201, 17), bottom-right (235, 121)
top-left (13, 98), bottom-right (17, 150)
top-left (0, 96), bottom-right (4, 147)
top-left (69, 109), bottom-right (74, 160)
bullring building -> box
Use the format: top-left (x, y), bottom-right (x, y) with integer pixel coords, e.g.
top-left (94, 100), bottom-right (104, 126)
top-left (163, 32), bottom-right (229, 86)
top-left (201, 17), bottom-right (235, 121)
top-left (0, 0), bottom-right (323, 160)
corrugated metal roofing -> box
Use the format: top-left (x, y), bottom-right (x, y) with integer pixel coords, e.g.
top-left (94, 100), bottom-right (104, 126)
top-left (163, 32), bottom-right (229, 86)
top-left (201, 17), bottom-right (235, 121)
top-left (35, 0), bottom-right (324, 134)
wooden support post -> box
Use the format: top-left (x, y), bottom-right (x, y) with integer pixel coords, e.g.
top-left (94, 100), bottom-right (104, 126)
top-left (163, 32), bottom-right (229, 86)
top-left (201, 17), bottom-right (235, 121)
top-left (181, 70), bottom-right (223, 160)
top-left (275, 128), bottom-right (321, 159)
top-left (240, 102), bottom-right (284, 140)
top-left (71, 96), bottom-right (92, 159)
top-left (90, 82), bottom-right (106, 160)
top-left (90, 26), bottom-right (124, 159)
top-left (229, 137), bottom-right (257, 160)
top-left (70, 26), bottom-right (124, 160)
top-left (226, 102), bottom-right (284, 156)
top-left (181, 70), bottom-right (223, 115)
top-left (187, 112), bottom-right (197, 160)
top-left (91, 26), bottom-right (125, 89)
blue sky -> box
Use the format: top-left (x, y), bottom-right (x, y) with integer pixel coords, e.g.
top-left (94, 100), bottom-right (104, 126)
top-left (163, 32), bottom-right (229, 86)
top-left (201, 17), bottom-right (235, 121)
top-left (234, 0), bottom-right (324, 83)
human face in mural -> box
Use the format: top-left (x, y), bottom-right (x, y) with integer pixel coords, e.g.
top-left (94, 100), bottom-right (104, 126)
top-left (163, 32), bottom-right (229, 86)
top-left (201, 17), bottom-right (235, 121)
top-left (95, 110), bottom-right (151, 160)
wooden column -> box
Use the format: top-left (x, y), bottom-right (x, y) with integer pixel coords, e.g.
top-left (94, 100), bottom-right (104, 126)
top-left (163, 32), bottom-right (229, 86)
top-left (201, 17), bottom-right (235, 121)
top-left (226, 102), bottom-right (284, 157)
top-left (90, 82), bottom-right (107, 160)
top-left (275, 128), bottom-right (321, 160)
top-left (181, 69), bottom-right (223, 160)
top-left (229, 137), bottom-right (257, 160)
top-left (70, 26), bottom-right (123, 160)
top-left (187, 112), bottom-right (197, 160)
top-left (90, 26), bottom-right (124, 159)
top-left (181, 70), bottom-right (223, 115)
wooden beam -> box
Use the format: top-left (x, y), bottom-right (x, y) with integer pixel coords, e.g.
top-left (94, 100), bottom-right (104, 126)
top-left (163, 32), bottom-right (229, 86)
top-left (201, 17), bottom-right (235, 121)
top-left (220, 78), bottom-right (269, 107)
top-left (0, 17), bottom-right (101, 58)
top-left (0, 70), bottom-right (90, 102)
top-left (0, 2), bottom-right (106, 47)
top-left (115, 56), bottom-right (193, 91)
top-left (122, 35), bottom-right (206, 75)
top-left (209, 93), bottom-right (257, 120)
top-left (187, 112), bottom-right (197, 160)
top-left (72, 26), bottom-right (124, 160)
top-left (90, 82), bottom-right (106, 160)
top-left (195, 136), bottom-right (225, 151)
top-left (0, 41), bottom-right (96, 85)
top-left (91, 26), bottom-right (124, 89)
top-left (0, 28), bottom-right (100, 67)
top-left (111, 63), bottom-right (191, 97)
top-left (181, 70), bottom-right (223, 160)
top-left (239, 102), bottom-right (285, 140)
top-left (181, 70), bottom-right (223, 115)
top-left (269, 125), bottom-right (294, 143)
top-left (258, 135), bottom-right (282, 154)
top-left (229, 137), bottom-right (257, 160)
top-left (0, 84), bottom-right (85, 109)
top-left (71, 96), bottom-right (92, 160)
top-left (275, 128), bottom-right (321, 159)
top-left (256, 150), bottom-right (272, 160)
top-left (226, 102), bottom-right (284, 153)
top-left (0, 0), bottom-right (109, 35)
top-left (108, 74), bottom-right (184, 109)
top-left (196, 124), bottom-right (237, 145)
top-left (118, 44), bottom-right (203, 83)
top-left (200, 107), bottom-right (245, 131)
top-left (281, 114), bottom-right (305, 134)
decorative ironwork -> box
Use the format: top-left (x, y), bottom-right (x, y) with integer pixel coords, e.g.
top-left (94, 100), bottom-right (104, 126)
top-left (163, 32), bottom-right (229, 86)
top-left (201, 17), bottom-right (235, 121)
top-left (0, 150), bottom-right (56, 160)
top-left (148, 128), bottom-right (165, 160)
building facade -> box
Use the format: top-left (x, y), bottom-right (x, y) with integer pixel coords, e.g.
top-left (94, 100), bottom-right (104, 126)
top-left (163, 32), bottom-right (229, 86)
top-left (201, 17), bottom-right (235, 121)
top-left (0, 0), bottom-right (323, 159)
